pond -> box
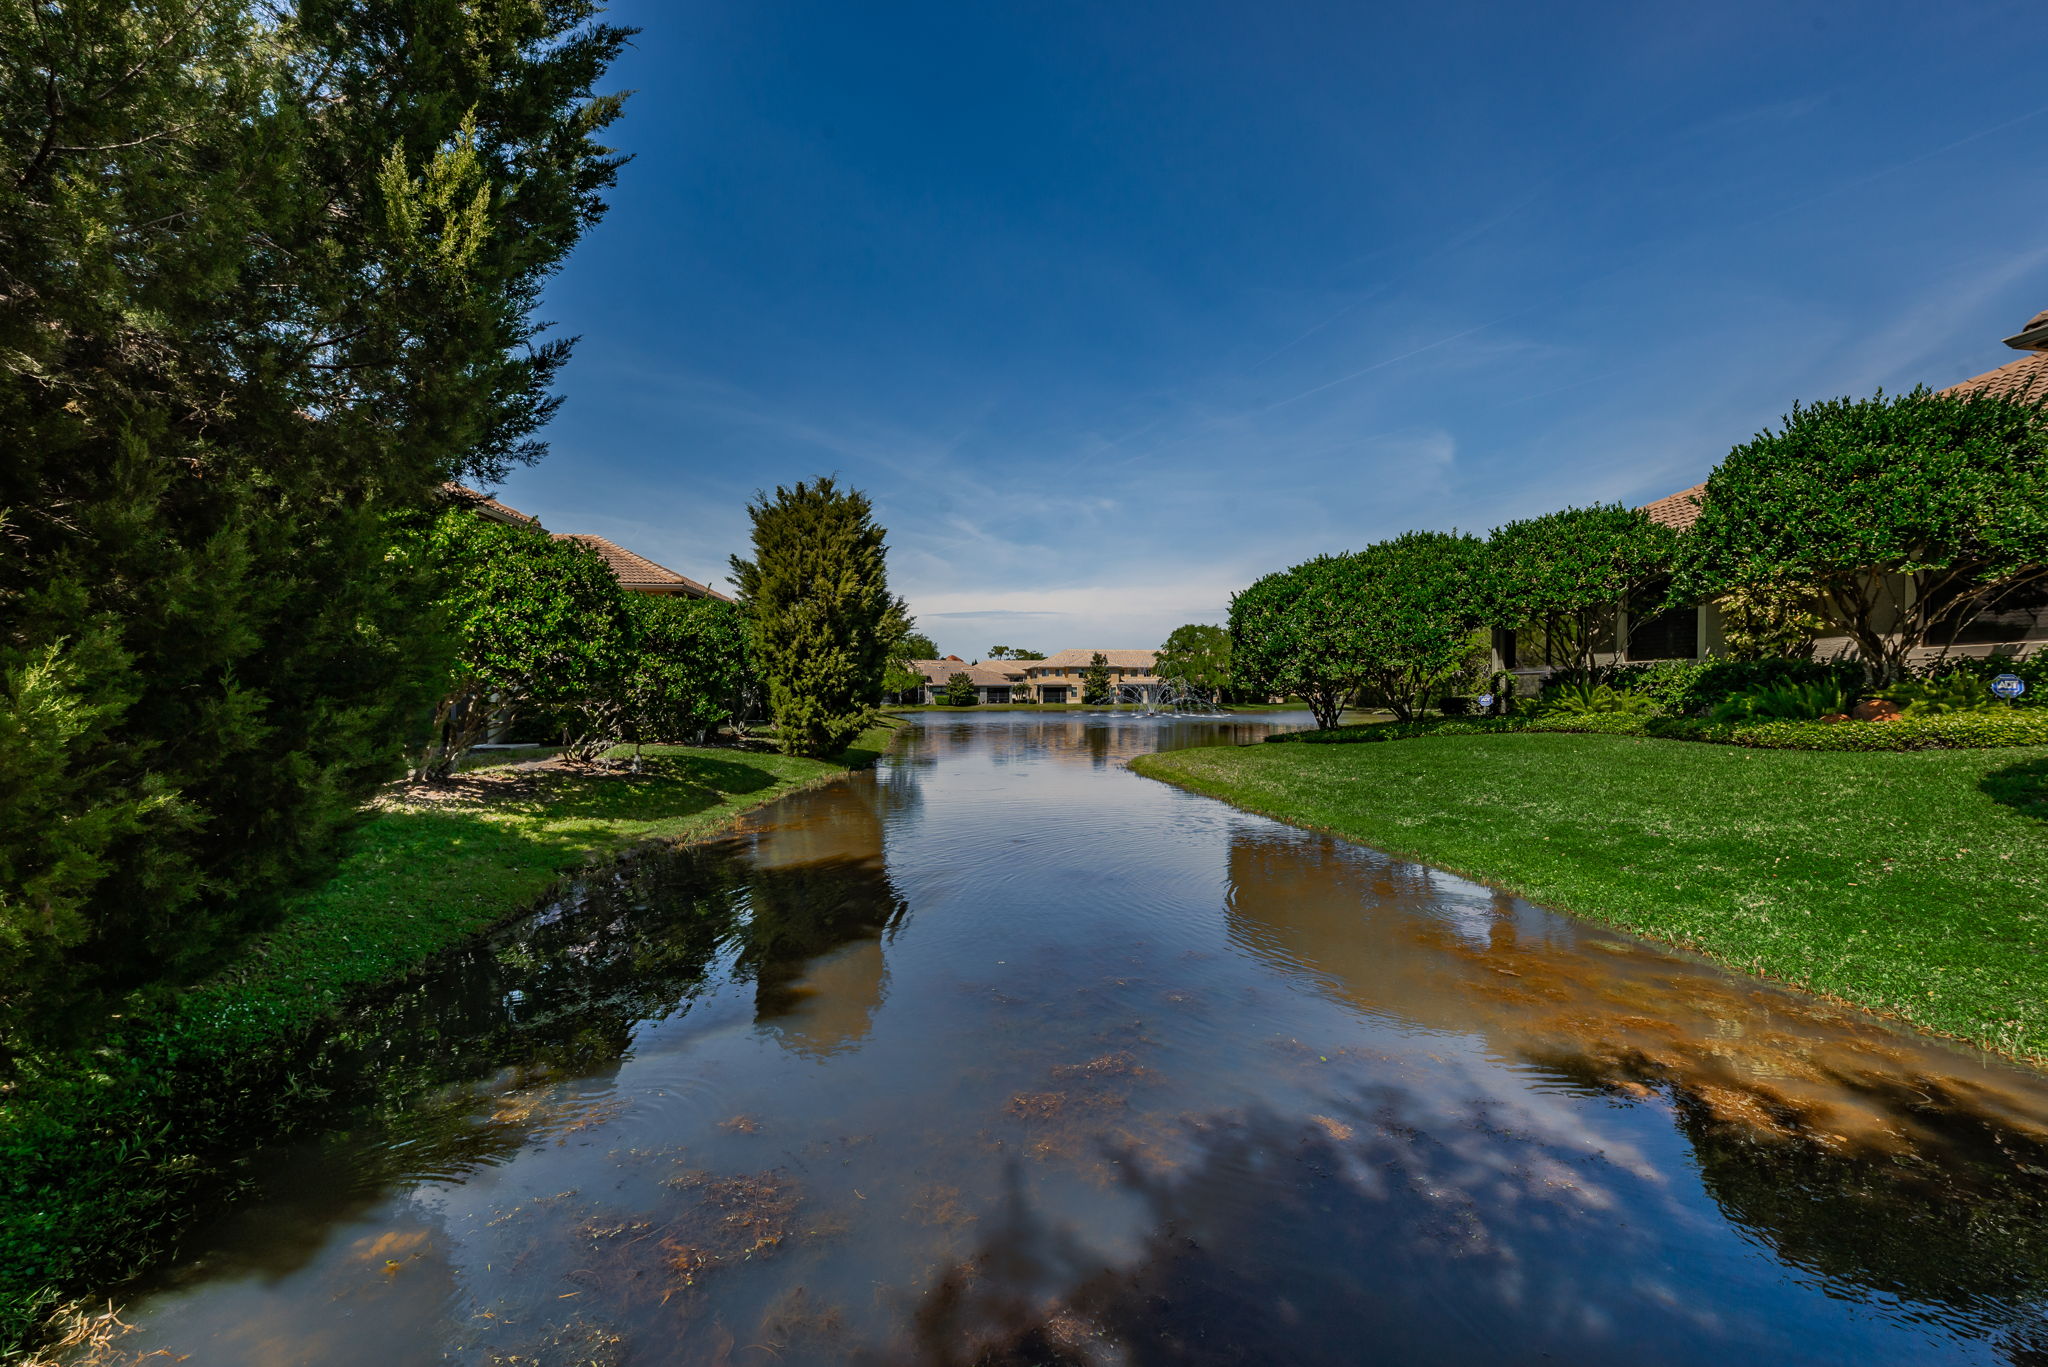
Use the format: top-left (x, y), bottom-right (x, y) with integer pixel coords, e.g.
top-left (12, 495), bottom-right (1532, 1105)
top-left (106, 712), bottom-right (2048, 1365)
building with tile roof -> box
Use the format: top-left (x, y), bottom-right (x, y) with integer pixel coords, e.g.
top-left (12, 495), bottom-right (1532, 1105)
top-left (899, 659), bottom-right (1026, 704)
top-left (551, 533), bottom-right (730, 601)
top-left (1495, 306), bottom-right (2048, 685)
top-left (1017, 649), bottom-right (1165, 704)
top-left (444, 484), bottom-right (731, 601)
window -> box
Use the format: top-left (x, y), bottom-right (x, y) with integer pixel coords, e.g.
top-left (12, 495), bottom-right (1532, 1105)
top-left (1626, 579), bottom-right (1697, 661)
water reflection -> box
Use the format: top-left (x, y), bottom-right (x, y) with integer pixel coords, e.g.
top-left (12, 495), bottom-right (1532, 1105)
top-left (93, 712), bottom-right (2048, 1366)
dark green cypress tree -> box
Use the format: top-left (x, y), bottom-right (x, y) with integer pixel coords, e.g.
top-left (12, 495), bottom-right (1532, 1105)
top-left (0, 0), bottom-right (631, 1049)
top-left (729, 479), bottom-right (896, 757)
top-left (1082, 653), bottom-right (1114, 704)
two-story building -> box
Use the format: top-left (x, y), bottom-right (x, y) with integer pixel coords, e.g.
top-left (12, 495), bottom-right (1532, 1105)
top-left (1016, 649), bottom-right (1165, 705)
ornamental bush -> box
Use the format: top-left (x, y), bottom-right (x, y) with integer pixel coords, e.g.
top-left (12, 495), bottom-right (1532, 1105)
top-left (1268, 709), bottom-right (2048, 751)
top-left (1672, 389), bottom-right (2048, 684)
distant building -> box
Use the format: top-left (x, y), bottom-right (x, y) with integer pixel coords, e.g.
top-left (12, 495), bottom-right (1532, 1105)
top-left (901, 658), bottom-right (1024, 704)
top-left (1017, 649), bottom-right (1164, 705)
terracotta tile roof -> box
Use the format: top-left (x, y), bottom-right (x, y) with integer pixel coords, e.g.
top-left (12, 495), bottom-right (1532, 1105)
top-left (1639, 483), bottom-right (1706, 531)
top-left (552, 533), bottom-right (730, 600)
top-left (907, 660), bottom-right (1019, 686)
top-left (1028, 648), bottom-right (1161, 672)
top-left (444, 482), bottom-right (539, 527)
top-left (1941, 351), bottom-right (2048, 407)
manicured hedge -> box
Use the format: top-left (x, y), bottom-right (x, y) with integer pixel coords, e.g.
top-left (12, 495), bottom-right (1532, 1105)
top-left (1271, 709), bottom-right (2048, 751)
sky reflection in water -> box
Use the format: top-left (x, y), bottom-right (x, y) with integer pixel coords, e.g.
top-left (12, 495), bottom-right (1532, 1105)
top-left (107, 714), bottom-right (2048, 1366)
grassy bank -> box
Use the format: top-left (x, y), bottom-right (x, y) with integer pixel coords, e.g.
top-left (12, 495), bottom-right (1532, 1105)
top-left (1132, 732), bottom-right (2048, 1061)
top-left (1, 724), bottom-right (897, 1356)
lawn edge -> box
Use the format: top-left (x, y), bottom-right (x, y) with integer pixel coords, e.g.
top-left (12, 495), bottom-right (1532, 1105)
top-left (1127, 740), bottom-right (2048, 1070)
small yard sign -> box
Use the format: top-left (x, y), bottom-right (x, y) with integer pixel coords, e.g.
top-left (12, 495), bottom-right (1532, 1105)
top-left (1992, 673), bottom-right (2027, 700)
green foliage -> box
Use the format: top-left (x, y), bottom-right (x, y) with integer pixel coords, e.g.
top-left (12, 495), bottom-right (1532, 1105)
top-left (1707, 679), bottom-right (1856, 723)
top-left (1673, 390), bottom-right (2048, 682)
top-left (1081, 653), bottom-right (1115, 705)
top-left (1537, 680), bottom-right (1664, 718)
top-left (730, 478), bottom-right (897, 757)
top-left (625, 596), bottom-right (753, 743)
top-left (1155, 624), bottom-right (1233, 705)
top-left (942, 672), bottom-right (980, 706)
top-left (881, 624), bottom-right (936, 699)
top-left (1926, 654), bottom-right (2048, 707)
top-left (1230, 556), bottom-right (1367, 729)
top-left (1484, 505), bottom-right (1679, 674)
top-left (1270, 707), bottom-right (2048, 751)
top-left (1879, 675), bottom-right (2001, 717)
top-left (414, 514), bottom-right (637, 776)
top-left (0, 0), bottom-right (630, 1051)
top-left (991, 646), bottom-right (1046, 660)
top-left (1344, 532), bottom-right (1490, 721)
top-left (1559, 657), bottom-right (1868, 719)
top-left (1715, 581), bottom-right (1826, 660)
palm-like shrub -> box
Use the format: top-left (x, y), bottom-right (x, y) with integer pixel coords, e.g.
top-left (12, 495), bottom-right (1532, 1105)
top-left (1879, 676), bottom-right (2001, 717)
top-left (1535, 680), bottom-right (1662, 718)
top-left (1709, 680), bottom-right (1856, 723)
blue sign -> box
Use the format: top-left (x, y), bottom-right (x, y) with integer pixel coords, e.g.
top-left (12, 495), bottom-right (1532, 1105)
top-left (1992, 673), bottom-right (2027, 700)
top-left (1476, 693), bottom-right (1496, 711)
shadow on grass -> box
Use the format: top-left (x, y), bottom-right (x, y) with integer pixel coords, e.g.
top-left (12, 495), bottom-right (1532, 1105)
top-left (494, 756), bottom-right (793, 823)
top-left (1980, 756), bottom-right (2048, 825)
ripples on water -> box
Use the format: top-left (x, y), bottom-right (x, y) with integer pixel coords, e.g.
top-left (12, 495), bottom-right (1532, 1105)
top-left (100, 713), bottom-right (2048, 1365)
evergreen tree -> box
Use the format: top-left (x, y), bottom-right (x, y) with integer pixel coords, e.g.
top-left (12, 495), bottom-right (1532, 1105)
top-left (1082, 653), bottom-right (1114, 705)
top-left (942, 672), bottom-right (979, 706)
top-left (729, 478), bottom-right (896, 757)
top-left (0, 0), bottom-right (631, 1046)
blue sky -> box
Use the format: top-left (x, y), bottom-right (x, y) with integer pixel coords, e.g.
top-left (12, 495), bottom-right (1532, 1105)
top-left (493, 0), bottom-right (2048, 657)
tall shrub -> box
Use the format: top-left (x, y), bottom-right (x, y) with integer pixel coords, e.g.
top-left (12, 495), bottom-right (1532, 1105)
top-left (1485, 505), bottom-right (1678, 675)
top-left (729, 478), bottom-right (896, 757)
top-left (1673, 389), bottom-right (2048, 682)
top-left (624, 595), bottom-right (755, 744)
top-left (1155, 624), bottom-right (1232, 706)
top-left (0, 0), bottom-right (630, 1046)
top-left (1347, 531), bottom-right (1490, 720)
top-left (414, 514), bottom-right (637, 778)
top-left (1231, 555), bottom-right (1373, 729)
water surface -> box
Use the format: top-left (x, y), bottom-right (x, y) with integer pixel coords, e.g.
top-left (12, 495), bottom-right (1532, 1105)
top-left (110, 713), bottom-right (2048, 1365)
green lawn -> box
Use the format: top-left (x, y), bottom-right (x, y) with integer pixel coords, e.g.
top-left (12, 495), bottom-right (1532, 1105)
top-left (0, 725), bottom-right (898, 1355)
top-left (1132, 732), bottom-right (2048, 1060)
top-left (209, 729), bottom-right (897, 1015)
